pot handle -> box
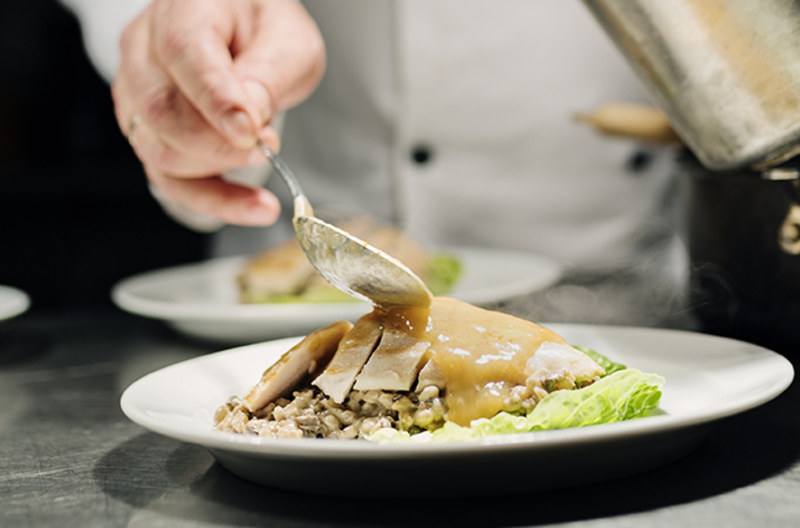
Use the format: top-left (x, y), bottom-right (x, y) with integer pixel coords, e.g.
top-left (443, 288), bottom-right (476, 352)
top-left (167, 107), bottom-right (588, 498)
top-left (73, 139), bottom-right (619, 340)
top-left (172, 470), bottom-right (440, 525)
top-left (573, 103), bottom-right (682, 144)
top-left (779, 202), bottom-right (800, 255)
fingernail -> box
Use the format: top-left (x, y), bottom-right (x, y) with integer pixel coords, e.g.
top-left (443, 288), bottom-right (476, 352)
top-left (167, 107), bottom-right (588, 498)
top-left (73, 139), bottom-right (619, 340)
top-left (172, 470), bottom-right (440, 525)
top-left (221, 110), bottom-right (256, 148)
top-left (243, 80), bottom-right (272, 119)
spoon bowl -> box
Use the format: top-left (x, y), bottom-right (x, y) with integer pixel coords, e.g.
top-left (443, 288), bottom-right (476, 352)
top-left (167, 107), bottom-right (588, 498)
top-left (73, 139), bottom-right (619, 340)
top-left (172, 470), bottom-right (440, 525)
top-left (257, 141), bottom-right (433, 308)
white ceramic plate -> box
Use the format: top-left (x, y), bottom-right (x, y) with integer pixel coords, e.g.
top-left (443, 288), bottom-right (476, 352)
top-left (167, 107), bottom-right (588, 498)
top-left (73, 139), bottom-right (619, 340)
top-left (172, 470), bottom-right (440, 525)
top-left (0, 285), bottom-right (30, 322)
top-left (120, 324), bottom-right (794, 497)
top-left (111, 247), bottom-right (561, 343)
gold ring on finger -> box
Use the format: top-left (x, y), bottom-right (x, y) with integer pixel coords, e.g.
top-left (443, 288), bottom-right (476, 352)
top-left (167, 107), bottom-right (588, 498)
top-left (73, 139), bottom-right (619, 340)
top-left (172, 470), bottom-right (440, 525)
top-left (127, 114), bottom-right (143, 146)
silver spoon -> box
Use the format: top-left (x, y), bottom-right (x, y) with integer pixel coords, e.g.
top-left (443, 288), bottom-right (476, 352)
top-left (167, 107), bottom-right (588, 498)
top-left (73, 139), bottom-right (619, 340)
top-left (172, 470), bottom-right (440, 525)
top-left (257, 140), bottom-right (433, 308)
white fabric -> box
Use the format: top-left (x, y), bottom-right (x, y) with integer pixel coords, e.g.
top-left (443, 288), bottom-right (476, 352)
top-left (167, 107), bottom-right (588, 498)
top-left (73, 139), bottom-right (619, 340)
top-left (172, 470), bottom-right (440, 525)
top-left (60, 0), bottom-right (686, 280)
top-left (58, 0), bottom-right (149, 80)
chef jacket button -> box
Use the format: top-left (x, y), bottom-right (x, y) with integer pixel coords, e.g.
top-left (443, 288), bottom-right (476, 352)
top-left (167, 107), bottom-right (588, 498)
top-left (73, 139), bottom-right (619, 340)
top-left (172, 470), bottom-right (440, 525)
top-left (626, 149), bottom-right (653, 174)
top-left (410, 144), bottom-right (434, 165)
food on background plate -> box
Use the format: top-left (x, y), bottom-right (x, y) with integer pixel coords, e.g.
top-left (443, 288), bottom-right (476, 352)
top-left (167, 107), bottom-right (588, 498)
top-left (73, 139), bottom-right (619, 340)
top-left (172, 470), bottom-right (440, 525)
top-left (237, 217), bottom-right (462, 304)
top-left (214, 297), bottom-right (664, 442)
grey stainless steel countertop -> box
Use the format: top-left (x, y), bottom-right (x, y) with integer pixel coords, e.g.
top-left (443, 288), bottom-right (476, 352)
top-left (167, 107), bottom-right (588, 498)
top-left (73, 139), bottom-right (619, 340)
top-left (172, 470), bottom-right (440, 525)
top-left (1, 274), bottom-right (799, 528)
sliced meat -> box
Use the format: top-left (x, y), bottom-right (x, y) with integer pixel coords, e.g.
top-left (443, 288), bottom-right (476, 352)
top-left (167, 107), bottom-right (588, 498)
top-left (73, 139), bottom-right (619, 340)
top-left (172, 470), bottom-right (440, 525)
top-left (353, 326), bottom-right (430, 392)
top-left (416, 358), bottom-right (446, 390)
top-left (243, 320), bottom-right (353, 411)
top-left (312, 314), bottom-right (383, 403)
top-left (237, 238), bottom-right (316, 301)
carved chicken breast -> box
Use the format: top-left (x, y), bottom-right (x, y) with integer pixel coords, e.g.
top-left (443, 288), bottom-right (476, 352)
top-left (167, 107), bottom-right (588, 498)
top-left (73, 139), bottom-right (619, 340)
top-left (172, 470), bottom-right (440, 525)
top-left (215, 297), bottom-right (605, 439)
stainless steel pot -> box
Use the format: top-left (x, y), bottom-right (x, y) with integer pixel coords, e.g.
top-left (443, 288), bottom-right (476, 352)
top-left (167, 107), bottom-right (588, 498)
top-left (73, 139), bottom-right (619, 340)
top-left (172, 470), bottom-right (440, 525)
top-left (584, 0), bottom-right (800, 171)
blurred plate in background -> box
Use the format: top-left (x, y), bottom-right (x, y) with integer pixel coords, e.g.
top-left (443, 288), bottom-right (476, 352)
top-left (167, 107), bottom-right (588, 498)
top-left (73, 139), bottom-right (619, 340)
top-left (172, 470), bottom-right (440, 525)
top-left (111, 247), bottom-right (562, 344)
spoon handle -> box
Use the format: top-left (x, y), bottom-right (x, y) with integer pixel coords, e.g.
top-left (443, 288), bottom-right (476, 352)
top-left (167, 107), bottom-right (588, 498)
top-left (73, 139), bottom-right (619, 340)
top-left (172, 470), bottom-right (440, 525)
top-left (256, 140), bottom-right (314, 217)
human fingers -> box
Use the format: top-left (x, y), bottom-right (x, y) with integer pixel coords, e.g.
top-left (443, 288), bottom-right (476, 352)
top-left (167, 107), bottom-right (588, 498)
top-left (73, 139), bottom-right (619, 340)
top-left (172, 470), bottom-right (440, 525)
top-left (145, 165), bottom-right (282, 226)
top-left (126, 118), bottom-right (278, 177)
top-left (149, 0), bottom-right (263, 148)
top-left (113, 4), bottom-right (279, 175)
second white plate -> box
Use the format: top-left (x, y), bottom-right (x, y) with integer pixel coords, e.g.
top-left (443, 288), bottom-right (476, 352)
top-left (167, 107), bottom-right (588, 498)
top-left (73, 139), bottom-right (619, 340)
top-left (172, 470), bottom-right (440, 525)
top-left (112, 247), bottom-right (562, 343)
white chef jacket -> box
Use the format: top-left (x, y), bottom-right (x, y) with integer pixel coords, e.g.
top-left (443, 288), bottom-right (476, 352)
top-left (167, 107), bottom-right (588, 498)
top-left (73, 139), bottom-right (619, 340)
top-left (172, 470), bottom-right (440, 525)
top-left (60, 0), bottom-right (685, 280)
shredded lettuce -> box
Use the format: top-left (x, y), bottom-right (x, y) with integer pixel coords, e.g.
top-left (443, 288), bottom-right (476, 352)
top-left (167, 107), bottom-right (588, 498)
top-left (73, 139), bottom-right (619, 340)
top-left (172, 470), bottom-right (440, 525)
top-left (368, 368), bottom-right (665, 443)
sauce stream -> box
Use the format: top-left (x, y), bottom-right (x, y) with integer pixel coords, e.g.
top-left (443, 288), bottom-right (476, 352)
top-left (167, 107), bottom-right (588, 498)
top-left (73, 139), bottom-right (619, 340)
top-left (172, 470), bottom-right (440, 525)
top-left (378, 297), bottom-right (565, 425)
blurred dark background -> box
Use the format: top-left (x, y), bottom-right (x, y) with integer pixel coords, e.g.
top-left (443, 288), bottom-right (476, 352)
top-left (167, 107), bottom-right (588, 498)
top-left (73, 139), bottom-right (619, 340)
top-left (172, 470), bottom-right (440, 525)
top-left (0, 0), bottom-right (210, 313)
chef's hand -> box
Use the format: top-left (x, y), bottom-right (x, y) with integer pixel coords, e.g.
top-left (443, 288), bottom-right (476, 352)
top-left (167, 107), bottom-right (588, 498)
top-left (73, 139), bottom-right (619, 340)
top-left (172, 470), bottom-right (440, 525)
top-left (113, 0), bottom-right (325, 225)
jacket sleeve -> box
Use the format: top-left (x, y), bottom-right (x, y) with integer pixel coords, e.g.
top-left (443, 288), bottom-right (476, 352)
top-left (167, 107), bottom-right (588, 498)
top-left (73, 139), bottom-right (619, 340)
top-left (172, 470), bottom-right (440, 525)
top-left (57, 0), bottom-right (151, 82)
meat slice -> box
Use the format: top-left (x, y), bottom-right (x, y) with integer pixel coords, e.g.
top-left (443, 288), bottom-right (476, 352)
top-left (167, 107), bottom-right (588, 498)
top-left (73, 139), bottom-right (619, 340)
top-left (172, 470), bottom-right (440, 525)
top-left (416, 358), bottom-right (446, 390)
top-left (243, 320), bottom-right (352, 411)
top-left (353, 326), bottom-right (430, 392)
top-left (237, 238), bottom-right (316, 301)
top-left (312, 314), bottom-right (383, 403)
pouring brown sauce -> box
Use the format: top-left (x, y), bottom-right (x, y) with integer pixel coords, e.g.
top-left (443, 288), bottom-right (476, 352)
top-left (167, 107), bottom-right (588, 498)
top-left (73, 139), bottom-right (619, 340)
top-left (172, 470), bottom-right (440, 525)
top-left (376, 297), bottom-right (566, 425)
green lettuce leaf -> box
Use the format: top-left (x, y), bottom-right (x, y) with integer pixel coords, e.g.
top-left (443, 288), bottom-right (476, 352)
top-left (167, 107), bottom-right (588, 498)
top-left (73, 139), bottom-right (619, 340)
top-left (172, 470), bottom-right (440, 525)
top-left (475, 369), bottom-right (664, 436)
top-left (368, 368), bottom-right (664, 443)
top-left (572, 345), bottom-right (628, 376)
